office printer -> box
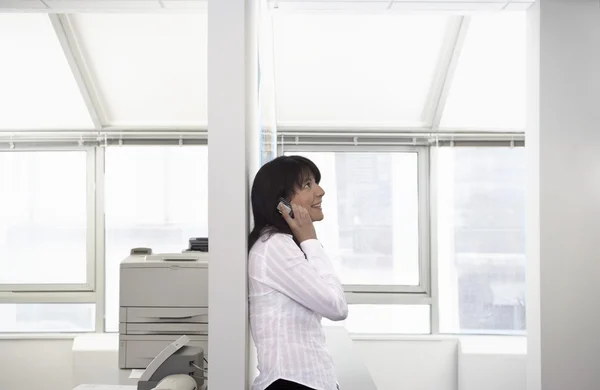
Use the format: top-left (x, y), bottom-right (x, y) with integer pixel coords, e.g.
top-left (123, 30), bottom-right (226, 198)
top-left (119, 250), bottom-right (209, 369)
top-left (137, 335), bottom-right (206, 390)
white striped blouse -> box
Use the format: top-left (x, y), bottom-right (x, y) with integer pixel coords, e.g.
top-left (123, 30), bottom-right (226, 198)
top-left (248, 232), bottom-right (348, 390)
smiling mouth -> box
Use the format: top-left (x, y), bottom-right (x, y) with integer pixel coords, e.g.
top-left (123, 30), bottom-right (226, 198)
top-left (312, 203), bottom-right (322, 209)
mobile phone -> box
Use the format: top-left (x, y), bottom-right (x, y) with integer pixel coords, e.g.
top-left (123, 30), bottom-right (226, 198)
top-left (277, 197), bottom-right (294, 218)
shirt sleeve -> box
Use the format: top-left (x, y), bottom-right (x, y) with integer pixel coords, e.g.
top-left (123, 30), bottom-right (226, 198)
top-left (259, 235), bottom-right (348, 321)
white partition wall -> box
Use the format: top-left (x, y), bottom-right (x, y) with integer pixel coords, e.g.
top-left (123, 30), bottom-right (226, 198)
top-left (208, 0), bottom-right (259, 389)
top-left (527, 1), bottom-right (600, 390)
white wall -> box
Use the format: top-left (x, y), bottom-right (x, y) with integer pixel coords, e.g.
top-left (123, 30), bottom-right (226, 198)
top-left (526, 1), bottom-right (600, 390)
top-left (355, 339), bottom-right (458, 390)
top-left (458, 337), bottom-right (526, 390)
top-left (0, 337), bottom-right (528, 390)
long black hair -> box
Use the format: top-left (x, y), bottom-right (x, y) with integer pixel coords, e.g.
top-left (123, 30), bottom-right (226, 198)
top-left (248, 155), bottom-right (321, 251)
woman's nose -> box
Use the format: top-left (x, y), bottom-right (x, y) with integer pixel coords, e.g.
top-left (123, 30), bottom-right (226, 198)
top-left (317, 185), bottom-right (325, 196)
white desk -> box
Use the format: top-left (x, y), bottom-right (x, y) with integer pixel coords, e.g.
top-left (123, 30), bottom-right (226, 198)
top-left (73, 326), bottom-right (377, 390)
top-left (74, 385), bottom-right (209, 390)
top-left (74, 386), bottom-right (135, 390)
top-left (72, 333), bottom-right (135, 387)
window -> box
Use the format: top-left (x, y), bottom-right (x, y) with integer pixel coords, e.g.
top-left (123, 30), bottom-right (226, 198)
top-left (0, 304), bottom-right (95, 333)
top-left (0, 150), bottom-right (94, 333)
top-left (0, 151), bottom-right (90, 289)
top-left (436, 147), bottom-right (526, 334)
top-left (104, 146), bottom-right (209, 332)
top-left (284, 149), bottom-right (427, 292)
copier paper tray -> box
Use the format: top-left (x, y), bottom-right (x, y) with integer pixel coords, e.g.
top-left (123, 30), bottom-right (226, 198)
top-left (119, 322), bottom-right (208, 335)
top-left (120, 307), bottom-right (209, 324)
top-left (119, 334), bottom-right (209, 369)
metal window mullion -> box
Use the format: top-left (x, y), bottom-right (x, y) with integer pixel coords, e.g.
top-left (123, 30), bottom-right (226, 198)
top-left (281, 143), bottom-right (424, 153)
top-left (0, 283), bottom-right (93, 293)
top-left (85, 147), bottom-right (96, 292)
top-left (0, 129), bottom-right (208, 146)
top-left (277, 132), bottom-right (524, 147)
top-left (344, 292), bottom-right (432, 306)
top-left (0, 291), bottom-right (96, 304)
top-left (429, 147), bottom-right (441, 335)
top-left (418, 146), bottom-right (432, 298)
top-left (344, 285), bottom-right (425, 294)
top-left (0, 140), bottom-right (209, 150)
top-left (94, 147), bottom-right (106, 332)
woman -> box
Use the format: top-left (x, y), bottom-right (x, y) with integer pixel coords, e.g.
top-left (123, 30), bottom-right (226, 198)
top-left (248, 155), bottom-right (348, 390)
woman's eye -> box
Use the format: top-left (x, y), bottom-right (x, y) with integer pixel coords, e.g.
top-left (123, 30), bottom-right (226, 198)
top-left (304, 182), bottom-right (311, 188)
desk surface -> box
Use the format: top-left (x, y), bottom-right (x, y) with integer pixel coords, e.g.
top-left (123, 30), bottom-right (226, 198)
top-left (73, 326), bottom-right (376, 390)
top-left (74, 386), bottom-right (136, 390)
top-left (74, 384), bottom-right (211, 390)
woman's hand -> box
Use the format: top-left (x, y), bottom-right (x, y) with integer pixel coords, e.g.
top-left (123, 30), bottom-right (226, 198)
top-left (280, 203), bottom-right (317, 243)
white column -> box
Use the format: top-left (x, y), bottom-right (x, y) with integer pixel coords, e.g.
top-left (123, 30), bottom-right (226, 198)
top-left (248, 1), bottom-right (261, 386)
top-left (526, 1), bottom-right (600, 390)
top-left (208, 0), bottom-right (259, 389)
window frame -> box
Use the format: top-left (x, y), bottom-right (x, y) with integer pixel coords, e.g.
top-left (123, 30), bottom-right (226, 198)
top-left (0, 146), bottom-right (97, 296)
top-left (0, 137), bottom-right (525, 335)
top-left (278, 143), bottom-right (432, 304)
top-left (278, 133), bottom-right (525, 335)
top-left (0, 138), bottom-right (208, 332)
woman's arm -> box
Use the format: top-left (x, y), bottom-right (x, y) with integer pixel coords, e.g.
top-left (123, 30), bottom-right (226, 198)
top-left (260, 234), bottom-right (348, 321)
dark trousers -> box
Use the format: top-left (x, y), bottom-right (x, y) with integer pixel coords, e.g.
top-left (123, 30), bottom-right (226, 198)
top-left (265, 379), bottom-right (315, 390)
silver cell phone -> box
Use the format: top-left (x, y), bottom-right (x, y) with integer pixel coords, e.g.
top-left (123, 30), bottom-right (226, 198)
top-left (277, 197), bottom-right (294, 218)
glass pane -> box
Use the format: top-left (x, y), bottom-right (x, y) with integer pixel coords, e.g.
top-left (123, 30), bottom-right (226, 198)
top-left (0, 14), bottom-right (94, 130)
top-left (0, 151), bottom-right (88, 285)
top-left (437, 147), bottom-right (526, 334)
top-left (286, 152), bottom-right (420, 286)
top-left (0, 304), bottom-right (94, 332)
top-left (323, 305), bottom-right (430, 334)
top-left (70, 13), bottom-right (207, 126)
top-left (104, 146), bottom-right (209, 332)
top-left (440, 13), bottom-right (527, 130)
top-left (273, 14), bottom-right (450, 127)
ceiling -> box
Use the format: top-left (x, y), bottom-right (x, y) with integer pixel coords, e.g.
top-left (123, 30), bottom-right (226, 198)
top-left (0, 0), bottom-right (532, 12)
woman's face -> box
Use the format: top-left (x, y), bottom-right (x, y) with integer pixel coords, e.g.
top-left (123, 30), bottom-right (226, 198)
top-left (289, 174), bottom-right (325, 222)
